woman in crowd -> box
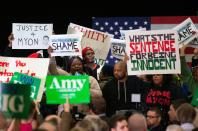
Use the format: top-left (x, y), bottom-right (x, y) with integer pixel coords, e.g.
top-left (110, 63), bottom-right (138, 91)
top-left (48, 47), bottom-right (102, 96)
top-left (142, 74), bottom-right (186, 129)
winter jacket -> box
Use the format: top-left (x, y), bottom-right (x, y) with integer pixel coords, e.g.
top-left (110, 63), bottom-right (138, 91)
top-left (102, 76), bottom-right (144, 117)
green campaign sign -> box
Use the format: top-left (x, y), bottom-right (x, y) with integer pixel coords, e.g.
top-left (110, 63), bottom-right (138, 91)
top-left (10, 72), bottom-right (41, 100)
top-left (0, 83), bottom-right (31, 118)
top-left (46, 75), bottom-right (90, 104)
top-left (191, 88), bottom-right (198, 106)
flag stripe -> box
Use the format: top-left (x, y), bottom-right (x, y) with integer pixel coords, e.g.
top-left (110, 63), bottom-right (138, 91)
top-left (151, 16), bottom-right (198, 24)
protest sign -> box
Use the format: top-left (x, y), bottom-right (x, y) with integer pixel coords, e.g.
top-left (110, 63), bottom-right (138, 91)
top-left (50, 34), bottom-right (82, 56)
top-left (46, 75), bottom-right (90, 104)
top-left (68, 23), bottom-right (113, 65)
top-left (0, 83), bottom-right (31, 118)
top-left (110, 38), bottom-right (126, 59)
top-left (12, 23), bottom-right (53, 49)
top-left (173, 18), bottom-right (198, 48)
top-left (191, 88), bottom-right (198, 106)
top-left (124, 30), bottom-right (180, 75)
top-left (0, 57), bottom-right (49, 101)
top-left (120, 28), bottom-right (146, 40)
top-left (188, 35), bottom-right (198, 48)
top-left (10, 72), bottom-right (41, 100)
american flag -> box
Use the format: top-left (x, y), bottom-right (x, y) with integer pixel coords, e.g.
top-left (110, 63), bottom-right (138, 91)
top-left (92, 17), bottom-right (150, 65)
top-left (92, 16), bottom-right (198, 67)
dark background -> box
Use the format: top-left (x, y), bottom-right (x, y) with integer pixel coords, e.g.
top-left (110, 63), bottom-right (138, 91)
top-left (0, 0), bottom-right (197, 56)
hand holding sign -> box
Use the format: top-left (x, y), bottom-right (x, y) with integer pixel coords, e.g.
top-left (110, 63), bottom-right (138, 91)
top-left (34, 100), bottom-right (41, 115)
top-left (123, 53), bottom-right (129, 63)
top-left (47, 46), bottom-right (53, 58)
top-left (63, 97), bottom-right (70, 113)
top-left (8, 33), bottom-right (14, 47)
top-left (180, 44), bottom-right (188, 56)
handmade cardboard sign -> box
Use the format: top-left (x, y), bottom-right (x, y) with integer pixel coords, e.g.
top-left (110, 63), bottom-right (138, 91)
top-left (120, 28), bottom-right (146, 40)
top-left (12, 23), bottom-right (53, 49)
top-left (50, 34), bottom-right (82, 56)
top-left (0, 57), bottom-right (49, 101)
top-left (173, 18), bottom-right (198, 48)
top-left (67, 23), bottom-right (113, 65)
top-left (110, 38), bottom-right (126, 59)
top-left (124, 30), bottom-right (180, 75)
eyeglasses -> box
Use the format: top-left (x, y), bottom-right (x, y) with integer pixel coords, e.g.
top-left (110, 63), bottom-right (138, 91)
top-left (146, 115), bottom-right (159, 119)
top-left (85, 52), bottom-right (94, 56)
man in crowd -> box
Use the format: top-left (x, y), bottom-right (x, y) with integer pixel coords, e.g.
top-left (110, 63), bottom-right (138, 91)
top-left (128, 112), bottom-right (147, 131)
top-left (109, 114), bottom-right (128, 131)
top-left (146, 107), bottom-right (164, 131)
top-left (102, 61), bottom-right (144, 117)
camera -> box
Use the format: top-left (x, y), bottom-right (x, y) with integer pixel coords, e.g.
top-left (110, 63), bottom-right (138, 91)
top-left (71, 106), bottom-right (86, 121)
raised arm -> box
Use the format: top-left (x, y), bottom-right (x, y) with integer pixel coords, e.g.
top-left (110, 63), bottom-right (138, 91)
top-left (60, 97), bottom-right (73, 131)
top-left (47, 46), bottom-right (69, 75)
top-left (180, 45), bottom-right (195, 93)
top-left (2, 33), bottom-right (14, 56)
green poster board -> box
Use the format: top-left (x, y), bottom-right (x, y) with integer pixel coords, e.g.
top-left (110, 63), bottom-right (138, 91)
top-left (191, 88), bottom-right (198, 106)
top-left (10, 72), bottom-right (41, 100)
top-left (0, 83), bottom-right (31, 118)
top-left (46, 75), bottom-right (90, 104)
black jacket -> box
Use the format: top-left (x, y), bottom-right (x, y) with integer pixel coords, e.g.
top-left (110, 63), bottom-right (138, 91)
top-left (102, 76), bottom-right (144, 117)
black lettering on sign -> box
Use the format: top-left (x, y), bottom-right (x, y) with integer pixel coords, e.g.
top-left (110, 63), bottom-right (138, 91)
top-left (113, 45), bottom-right (125, 54)
top-left (52, 41), bottom-right (78, 50)
top-left (18, 38), bottom-right (39, 46)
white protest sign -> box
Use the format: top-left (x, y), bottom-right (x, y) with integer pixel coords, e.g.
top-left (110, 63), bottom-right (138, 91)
top-left (110, 38), bottom-right (126, 59)
top-left (120, 28), bottom-right (146, 40)
top-left (50, 34), bottom-right (82, 56)
top-left (173, 18), bottom-right (198, 48)
top-left (188, 31), bottom-right (198, 48)
top-left (124, 30), bottom-right (180, 75)
top-left (0, 57), bottom-right (50, 101)
top-left (67, 23), bottom-right (113, 65)
top-left (12, 23), bottom-right (53, 49)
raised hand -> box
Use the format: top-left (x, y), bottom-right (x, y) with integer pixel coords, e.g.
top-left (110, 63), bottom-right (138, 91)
top-left (8, 33), bottom-right (14, 47)
top-left (34, 100), bottom-right (41, 115)
top-left (180, 44), bottom-right (188, 56)
top-left (63, 96), bottom-right (70, 113)
top-left (47, 46), bottom-right (53, 58)
top-left (123, 53), bottom-right (129, 63)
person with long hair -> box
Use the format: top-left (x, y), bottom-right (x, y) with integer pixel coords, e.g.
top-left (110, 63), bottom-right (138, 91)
top-left (48, 47), bottom-right (102, 96)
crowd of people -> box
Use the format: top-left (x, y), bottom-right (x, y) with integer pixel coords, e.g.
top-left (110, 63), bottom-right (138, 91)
top-left (0, 33), bottom-right (198, 131)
